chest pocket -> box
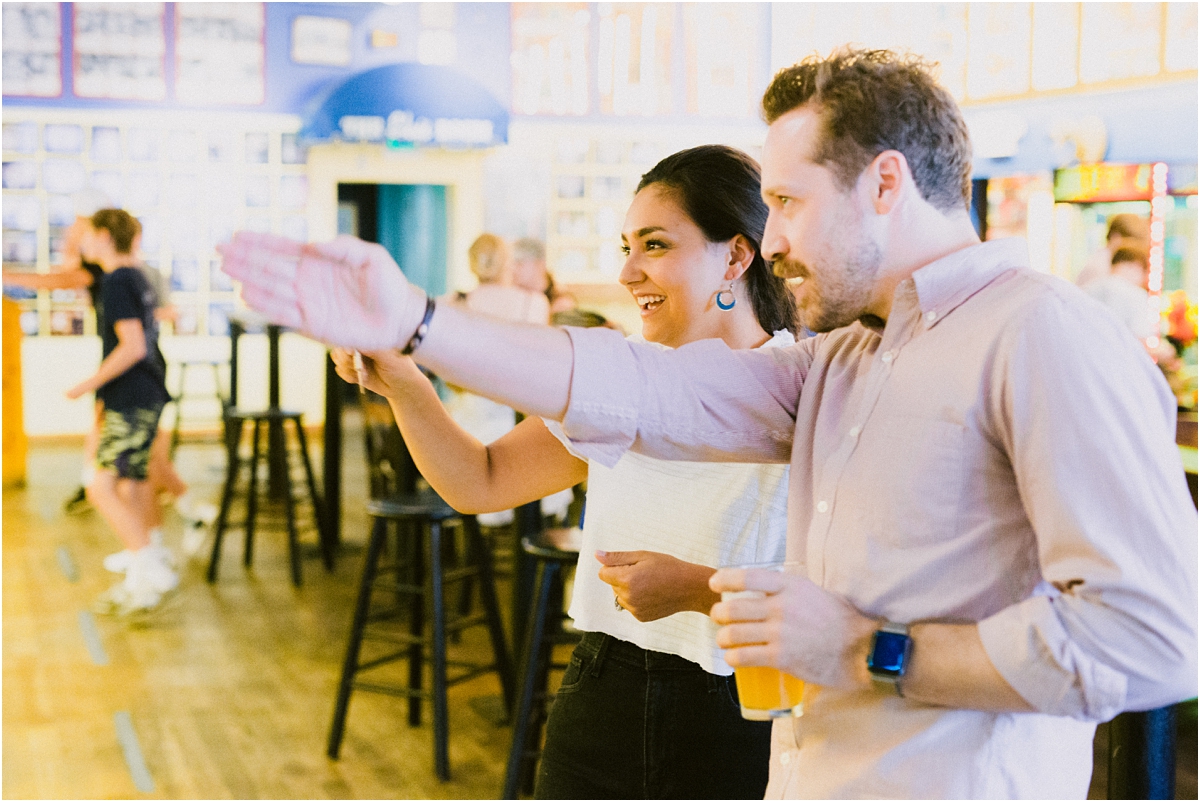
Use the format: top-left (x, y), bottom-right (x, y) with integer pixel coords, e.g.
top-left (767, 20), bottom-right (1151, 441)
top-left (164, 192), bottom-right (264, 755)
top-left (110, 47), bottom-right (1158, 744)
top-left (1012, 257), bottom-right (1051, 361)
top-left (849, 415), bottom-right (966, 548)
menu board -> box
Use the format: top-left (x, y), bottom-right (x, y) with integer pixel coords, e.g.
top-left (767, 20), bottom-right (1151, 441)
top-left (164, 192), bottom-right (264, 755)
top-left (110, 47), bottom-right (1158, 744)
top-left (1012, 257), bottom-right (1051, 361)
top-left (597, 3), bottom-right (674, 116)
top-left (1079, 3), bottom-right (1162, 84)
top-left (511, 3), bottom-right (590, 116)
top-left (3, 3), bottom-right (62, 97)
top-left (684, 3), bottom-right (763, 118)
top-left (73, 3), bottom-right (167, 100)
top-left (966, 4), bottom-right (1031, 100)
top-left (770, 3), bottom-right (968, 100)
top-left (175, 3), bottom-right (265, 105)
top-left (1031, 3), bottom-right (1079, 91)
top-left (1165, 3), bottom-right (1198, 73)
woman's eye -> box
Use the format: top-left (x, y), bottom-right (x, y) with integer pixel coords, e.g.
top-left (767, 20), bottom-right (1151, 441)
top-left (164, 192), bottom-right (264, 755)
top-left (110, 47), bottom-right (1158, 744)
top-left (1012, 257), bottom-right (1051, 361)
top-left (619, 244), bottom-right (630, 256)
top-left (645, 240), bottom-right (666, 251)
top-left (778, 197), bottom-right (791, 207)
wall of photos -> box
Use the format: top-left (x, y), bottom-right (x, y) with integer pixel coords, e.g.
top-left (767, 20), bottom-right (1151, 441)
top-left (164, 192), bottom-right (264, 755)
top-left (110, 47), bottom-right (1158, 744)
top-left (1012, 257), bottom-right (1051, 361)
top-left (2, 110), bottom-right (307, 339)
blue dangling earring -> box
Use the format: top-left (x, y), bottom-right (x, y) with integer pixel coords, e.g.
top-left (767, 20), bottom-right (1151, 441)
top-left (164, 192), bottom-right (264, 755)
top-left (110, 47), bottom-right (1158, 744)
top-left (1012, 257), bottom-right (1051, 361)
top-left (716, 283), bottom-right (736, 311)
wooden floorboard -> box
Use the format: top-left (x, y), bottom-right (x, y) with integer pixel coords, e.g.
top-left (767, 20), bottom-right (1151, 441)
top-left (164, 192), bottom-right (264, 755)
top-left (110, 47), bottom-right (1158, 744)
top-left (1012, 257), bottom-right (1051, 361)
top-left (4, 413), bottom-right (524, 800)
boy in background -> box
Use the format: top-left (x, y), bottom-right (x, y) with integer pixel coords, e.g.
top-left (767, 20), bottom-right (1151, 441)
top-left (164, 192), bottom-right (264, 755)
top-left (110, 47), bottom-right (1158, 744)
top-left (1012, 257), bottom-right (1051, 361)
top-left (66, 209), bottom-right (177, 615)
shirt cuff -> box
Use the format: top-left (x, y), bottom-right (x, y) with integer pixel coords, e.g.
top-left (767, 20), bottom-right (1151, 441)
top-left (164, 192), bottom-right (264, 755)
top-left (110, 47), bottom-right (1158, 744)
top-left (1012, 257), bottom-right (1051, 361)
top-left (559, 326), bottom-right (641, 468)
top-left (978, 595), bottom-right (1127, 721)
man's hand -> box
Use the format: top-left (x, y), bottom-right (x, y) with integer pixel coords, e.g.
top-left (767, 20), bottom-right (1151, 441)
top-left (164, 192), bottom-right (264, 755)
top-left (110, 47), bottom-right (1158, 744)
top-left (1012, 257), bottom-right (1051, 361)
top-left (597, 550), bottom-right (718, 621)
top-left (709, 567), bottom-right (878, 690)
top-left (219, 233), bottom-right (427, 351)
top-left (65, 383), bottom-right (87, 400)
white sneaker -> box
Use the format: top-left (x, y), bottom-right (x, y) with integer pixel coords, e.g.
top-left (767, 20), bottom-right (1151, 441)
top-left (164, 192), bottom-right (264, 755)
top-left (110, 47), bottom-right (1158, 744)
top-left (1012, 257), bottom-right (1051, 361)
top-left (127, 547), bottom-right (180, 595)
top-left (103, 549), bottom-right (134, 574)
top-left (90, 580), bottom-right (172, 618)
top-left (103, 537), bottom-right (172, 575)
top-left (175, 493), bottom-right (219, 525)
top-left (181, 522), bottom-right (209, 558)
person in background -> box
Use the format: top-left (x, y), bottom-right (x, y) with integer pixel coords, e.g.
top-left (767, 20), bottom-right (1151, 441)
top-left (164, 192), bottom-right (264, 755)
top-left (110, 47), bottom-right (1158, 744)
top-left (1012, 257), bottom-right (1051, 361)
top-left (447, 234), bottom-right (565, 525)
top-left (512, 237), bottom-right (578, 314)
top-left (69, 209), bottom-right (177, 617)
top-left (456, 233), bottom-right (550, 324)
top-left (2, 194), bottom-right (208, 534)
top-left (334, 145), bottom-right (796, 799)
top-left (1074, 212), bottom-right (1151, 288)
top-left (1083, 247), bottom-right (1157, 340)
top-left (222, 47), bottom-right (1196, 799)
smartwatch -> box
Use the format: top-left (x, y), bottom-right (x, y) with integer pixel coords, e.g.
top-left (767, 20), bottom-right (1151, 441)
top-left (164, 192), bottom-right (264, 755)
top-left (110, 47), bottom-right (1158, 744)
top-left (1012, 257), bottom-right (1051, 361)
top-left (867, 621), bottom-right (912, 694)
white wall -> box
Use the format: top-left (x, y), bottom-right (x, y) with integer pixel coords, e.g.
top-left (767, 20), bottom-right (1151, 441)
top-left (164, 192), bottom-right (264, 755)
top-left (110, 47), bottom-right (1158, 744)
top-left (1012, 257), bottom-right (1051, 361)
top-left (22, 332), bottom-right (327, 437)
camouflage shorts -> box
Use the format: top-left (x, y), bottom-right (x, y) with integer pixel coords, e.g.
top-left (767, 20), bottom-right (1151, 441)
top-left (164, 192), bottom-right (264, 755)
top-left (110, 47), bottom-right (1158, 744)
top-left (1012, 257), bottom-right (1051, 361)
top-left (96, 405), bottom-right (163, 480)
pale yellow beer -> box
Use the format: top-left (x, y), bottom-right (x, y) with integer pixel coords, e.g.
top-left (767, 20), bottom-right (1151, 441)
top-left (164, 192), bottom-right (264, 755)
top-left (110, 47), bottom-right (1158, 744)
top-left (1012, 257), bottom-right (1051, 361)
top-left (734, 665), bottom-right (806, 720)
top-left (720, 560), bottom-right (808, 720)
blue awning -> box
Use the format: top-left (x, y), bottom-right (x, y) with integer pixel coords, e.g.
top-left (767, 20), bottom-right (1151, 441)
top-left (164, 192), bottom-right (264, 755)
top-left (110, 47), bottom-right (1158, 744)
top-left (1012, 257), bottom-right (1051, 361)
top-left (299, 63), bottom-right (507, 148)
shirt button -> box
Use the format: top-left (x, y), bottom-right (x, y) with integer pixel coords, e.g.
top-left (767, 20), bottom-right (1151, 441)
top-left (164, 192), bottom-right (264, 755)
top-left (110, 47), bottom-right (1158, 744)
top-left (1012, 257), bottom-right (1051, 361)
top-left (881, 350), bottom-right (894, 364)
top-left (848, 425), bottom-right (861, 438)
top-left (780, 752), bottom-right (792, 766)
top-left (925, 311), bottom-right (938, 323)
top-left (816, 500), bottom-right (829, 514)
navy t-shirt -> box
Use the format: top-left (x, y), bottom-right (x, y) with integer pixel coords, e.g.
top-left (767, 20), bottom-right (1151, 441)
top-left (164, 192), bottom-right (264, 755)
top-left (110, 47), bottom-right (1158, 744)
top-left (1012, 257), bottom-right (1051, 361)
top-left (82, 260), bottom-right (105, 331)
top-left (96, 266), bottom-right (169, 412)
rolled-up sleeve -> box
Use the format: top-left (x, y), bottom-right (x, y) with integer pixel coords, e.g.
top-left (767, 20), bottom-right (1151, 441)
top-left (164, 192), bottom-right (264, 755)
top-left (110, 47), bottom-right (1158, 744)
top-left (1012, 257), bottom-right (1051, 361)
top-left (561, 327), bottom-right (811, 468)
top-left (979, 291), bottom-right (1198, 719)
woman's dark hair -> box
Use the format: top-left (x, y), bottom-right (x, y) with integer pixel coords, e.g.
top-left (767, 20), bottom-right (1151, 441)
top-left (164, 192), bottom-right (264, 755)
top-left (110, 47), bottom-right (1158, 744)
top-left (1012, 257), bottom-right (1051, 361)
top-left (637, 145), bottom-right (798, 336)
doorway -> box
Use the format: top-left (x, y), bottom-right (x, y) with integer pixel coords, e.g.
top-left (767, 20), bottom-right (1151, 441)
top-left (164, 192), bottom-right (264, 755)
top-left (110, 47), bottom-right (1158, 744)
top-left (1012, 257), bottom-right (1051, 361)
top-left (336, 183), bottom-right (449, 297)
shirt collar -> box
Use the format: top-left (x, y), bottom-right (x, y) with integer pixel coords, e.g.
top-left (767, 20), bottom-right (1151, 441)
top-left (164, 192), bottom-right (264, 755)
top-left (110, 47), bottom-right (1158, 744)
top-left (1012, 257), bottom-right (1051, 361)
top-left (909, 238), bottom-right (1030, 327)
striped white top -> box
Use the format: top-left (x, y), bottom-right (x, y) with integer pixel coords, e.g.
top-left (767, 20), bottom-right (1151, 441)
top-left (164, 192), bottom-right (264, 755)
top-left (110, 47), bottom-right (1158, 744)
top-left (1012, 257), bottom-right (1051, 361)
top-left (543, 330), bottom-right (792, 675)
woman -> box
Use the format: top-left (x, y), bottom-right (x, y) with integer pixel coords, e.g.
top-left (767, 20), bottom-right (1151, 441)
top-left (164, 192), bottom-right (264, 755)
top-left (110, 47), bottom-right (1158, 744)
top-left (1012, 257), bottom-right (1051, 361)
top-left (335, 145), bottom-right (798, 799)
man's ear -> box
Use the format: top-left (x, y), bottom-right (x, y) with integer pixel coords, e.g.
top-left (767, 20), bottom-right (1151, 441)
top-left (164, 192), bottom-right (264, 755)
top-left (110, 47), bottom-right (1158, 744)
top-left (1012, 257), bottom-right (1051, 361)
top-left (865, 149), bottom-right (910, 215)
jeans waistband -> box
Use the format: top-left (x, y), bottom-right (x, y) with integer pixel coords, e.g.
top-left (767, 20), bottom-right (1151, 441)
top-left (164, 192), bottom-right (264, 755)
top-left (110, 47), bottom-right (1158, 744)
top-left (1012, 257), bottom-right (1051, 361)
top-left (576, 631), bottom-right (724, 675)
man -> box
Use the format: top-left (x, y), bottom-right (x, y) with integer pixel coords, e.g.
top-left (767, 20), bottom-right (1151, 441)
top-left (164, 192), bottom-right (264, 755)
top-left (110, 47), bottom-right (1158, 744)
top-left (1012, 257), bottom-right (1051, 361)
top-left (1083, 247), bottom-right (1156, 340)
top-left (223, 49), bottom-right (1196, 798)
top-left (69, 209), bottom-right (177, 616)
top-left (1074, 212), bottom-right (1151, 288)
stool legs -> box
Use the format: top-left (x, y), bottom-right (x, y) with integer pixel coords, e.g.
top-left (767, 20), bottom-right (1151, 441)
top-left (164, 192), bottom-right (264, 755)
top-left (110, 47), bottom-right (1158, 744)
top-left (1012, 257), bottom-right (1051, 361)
top-left (292, 422), bottom-right (333, 569)
top-left (465, 516), bottom-right (515, 713)
top-left (503, 558), bottom-right (562, 800)
top-left (429, 520), bottom-right (451, 781)
top-left (208, 413), bottom-right (323, 587)
top-left (208, 416), bottom-right (244, 583)
top-left (327, 515), bottom-right (388, 759)
top-left (244, 418), bottom-right (263, 568)
top-left (408, 520), bottom-right (425, 727)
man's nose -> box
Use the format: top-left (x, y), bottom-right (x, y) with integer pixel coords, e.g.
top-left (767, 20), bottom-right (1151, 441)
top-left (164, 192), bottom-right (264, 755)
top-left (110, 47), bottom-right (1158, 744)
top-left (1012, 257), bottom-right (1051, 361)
top-left (762, 211), bottom-right (788, 263)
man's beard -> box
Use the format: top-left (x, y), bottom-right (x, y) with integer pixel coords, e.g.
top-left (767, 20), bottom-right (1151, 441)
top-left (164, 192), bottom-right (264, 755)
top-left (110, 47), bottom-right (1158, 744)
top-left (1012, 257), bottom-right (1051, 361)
top-left (777, 236), bottom-right (883, 333)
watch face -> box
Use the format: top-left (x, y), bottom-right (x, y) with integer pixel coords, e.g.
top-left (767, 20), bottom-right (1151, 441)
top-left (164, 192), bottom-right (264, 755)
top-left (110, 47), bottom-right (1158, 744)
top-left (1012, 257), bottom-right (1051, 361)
top-left (868, 630), bottom-right (911, 676)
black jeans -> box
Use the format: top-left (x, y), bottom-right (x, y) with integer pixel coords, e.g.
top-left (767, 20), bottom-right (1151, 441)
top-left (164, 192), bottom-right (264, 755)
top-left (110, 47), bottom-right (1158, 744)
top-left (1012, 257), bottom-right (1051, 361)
top-left (534, 632), bottom-right (772, 800)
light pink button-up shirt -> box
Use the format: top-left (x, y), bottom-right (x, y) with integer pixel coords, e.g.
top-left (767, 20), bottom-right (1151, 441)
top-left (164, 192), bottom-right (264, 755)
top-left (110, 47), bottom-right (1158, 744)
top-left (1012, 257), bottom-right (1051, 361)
top-left (559, 238), bottom-right (1197, 799)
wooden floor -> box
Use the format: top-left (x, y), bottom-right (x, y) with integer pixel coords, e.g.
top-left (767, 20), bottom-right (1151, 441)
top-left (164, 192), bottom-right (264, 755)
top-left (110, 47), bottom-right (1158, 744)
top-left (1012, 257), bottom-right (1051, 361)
top-left (5, 411), bottom-right (1196, 800)
top-left (4, 412), bottom-right (524, 800)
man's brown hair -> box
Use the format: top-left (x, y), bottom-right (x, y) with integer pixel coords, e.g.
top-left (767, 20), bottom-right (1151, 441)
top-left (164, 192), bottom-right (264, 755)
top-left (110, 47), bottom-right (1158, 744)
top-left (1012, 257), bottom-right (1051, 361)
top-left (90, 208), bottom-right (142, 254)
top-left (1106, 213), bottom-right (1150, 245)
top-left (1111, 246), bottom-right (1149, 271)
top-left (761, 48), bottom-right (973, 213)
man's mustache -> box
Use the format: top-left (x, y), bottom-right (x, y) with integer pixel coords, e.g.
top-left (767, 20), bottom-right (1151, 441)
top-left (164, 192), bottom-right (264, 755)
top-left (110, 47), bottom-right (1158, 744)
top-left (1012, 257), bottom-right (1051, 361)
top-left (772, 259), bottom-right (809, 282)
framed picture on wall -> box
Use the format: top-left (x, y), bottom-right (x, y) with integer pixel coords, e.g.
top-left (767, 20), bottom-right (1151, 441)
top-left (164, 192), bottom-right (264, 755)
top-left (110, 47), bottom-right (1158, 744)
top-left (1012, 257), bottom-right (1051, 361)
top-left (3, 3), bottom-right (62, 97)
top-left (291, 15), bottom-right (353, 66)
top-left (72, 3), bottom-right (167, 101)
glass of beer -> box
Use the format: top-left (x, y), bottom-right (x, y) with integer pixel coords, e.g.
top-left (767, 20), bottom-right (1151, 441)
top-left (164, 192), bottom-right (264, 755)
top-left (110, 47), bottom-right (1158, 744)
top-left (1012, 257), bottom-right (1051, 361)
top-left (721, 560), bottom-right (807, 720)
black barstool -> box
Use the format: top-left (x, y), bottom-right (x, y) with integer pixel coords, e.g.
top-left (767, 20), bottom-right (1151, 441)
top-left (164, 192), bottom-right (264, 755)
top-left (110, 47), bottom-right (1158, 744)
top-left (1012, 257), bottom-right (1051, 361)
top-left (502, 526), bottom-right (582, 799)
top-left (327, 491), bottom-right (515, 780)
top-left (327, 395), bottom-right (515, 781)
top-left (167, 357), bottom-right (227, 456)
top-left (207, 407), bottom-right (330, 586)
